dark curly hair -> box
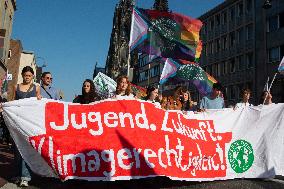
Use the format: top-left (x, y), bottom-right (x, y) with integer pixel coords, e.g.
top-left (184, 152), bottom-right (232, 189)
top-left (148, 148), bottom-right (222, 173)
top-left (145, 85), bottom-right (158, 100)
top-left (80, 79), bottom-right (99, 104)
top-left (21, 66), bottom-right (34, 75)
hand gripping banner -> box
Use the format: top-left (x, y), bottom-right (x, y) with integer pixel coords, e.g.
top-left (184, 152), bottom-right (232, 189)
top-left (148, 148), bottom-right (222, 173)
top-left (2, 98), bottom-right (284, 181)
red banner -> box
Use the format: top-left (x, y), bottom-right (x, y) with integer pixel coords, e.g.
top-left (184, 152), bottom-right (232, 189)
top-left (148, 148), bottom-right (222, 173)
top-left (29, 100), bottom-right (232, 181)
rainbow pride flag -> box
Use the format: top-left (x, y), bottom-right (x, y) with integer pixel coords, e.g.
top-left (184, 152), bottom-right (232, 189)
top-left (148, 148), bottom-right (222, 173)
top-left (160, 58), bottom-right (217, 96)
top-left (129, 7), bottom-right (203, 62)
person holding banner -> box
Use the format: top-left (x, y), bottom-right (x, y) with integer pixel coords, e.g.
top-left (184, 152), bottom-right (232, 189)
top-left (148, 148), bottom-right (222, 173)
top-left (260, 91), bottom-right (273, 105)
top-left (235, 88), bottom-right (252, 108)
top-left (199, 83), bottom-right (225, 110)
top-left (40, 72), bottom-right (60, 100)
top-left (180, 89), bottom-right (196, 111)
top-left (13, 66), bottom-right (41, 101)
top-left (145, 85), bottom-right (161, 108)
top-left (73, 79), bottom-right (100, 104)
top-left (114, 75), bottom-right (135, 99)
top-left (12, 66), bottom-right (41, 187)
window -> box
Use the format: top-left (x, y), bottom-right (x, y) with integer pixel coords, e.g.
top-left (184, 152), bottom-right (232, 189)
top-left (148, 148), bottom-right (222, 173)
top-left (246, 52), bottom-right (253, 68)
top-left (237, 2), bottom-right (243, 17)
top-left (268, 15), bottom-right (279, 32)
top-left (224, 87), bottom-right (228, 98)
top-left (230, 86), bottom-right (236, 100)
top-left (8, 49), bottom-right (11, 59)
top-left (246, 0), bottom-right (252, 13)
top-left (279, 11), bottom-right (284, 28)
top-left (229, 32), bottom-right (235, 47)
top-left (208, 65), bottom-right (212, 75)
top-left (216, 14), bottom-right (221, 26)
top-left (138, 54), bottom-right (149, 67)
top-left (217, 63), bottom-right (222, 76)
top-left (235, 86), bottom-right (240, 100)
top-left (210, 19), bottom-right (214, 30)
top-left (212, 64), bottom-right (216, 77)
top-left (139, 71), bottom-right (147, 82)
top-left (1, 2), bottom-right (8, 28)
top-left (222, 35), bottom-right (227, 50)
top-left (281, 44), bottom-right (284, 59)
top-left (216, 39), bottom-right (221, 52)
top-left (230, 7), bottom-right (235, 21)
top-left (145, 70), bottom-right (148, 79)
top-left (203, 23), bottom-right (207, 34)
top-left (223, 61), bottom-right (228, 75)
top-left (237, 28), bottom-right (244, 44)
top-left (246, 24), bottom-right (253, 40)
top-left (206, 43), bottom-right (210, 55)
top-left (268, 47), bottom-right (280, 63)
top-left (230, 58), bottom-right (236, 73)
top-left (222, 11), bottom-right (227, 24)
top-left (149, 68), bottom-right (154, 78)
top-left (237, 55), bottom-right (245, 70)
top-left (209, 41), bottom-right (214, 54)
top-left (153, 65), bottom-right (160, 76)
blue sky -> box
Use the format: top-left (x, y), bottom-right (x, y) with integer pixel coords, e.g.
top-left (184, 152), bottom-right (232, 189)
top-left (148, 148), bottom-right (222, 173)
top-left (12, 0), bottom-right (223, 101)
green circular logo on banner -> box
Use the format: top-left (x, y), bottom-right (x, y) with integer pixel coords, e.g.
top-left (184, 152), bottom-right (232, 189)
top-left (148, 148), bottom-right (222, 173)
top-left (228, 140), bottom-right (254, 173)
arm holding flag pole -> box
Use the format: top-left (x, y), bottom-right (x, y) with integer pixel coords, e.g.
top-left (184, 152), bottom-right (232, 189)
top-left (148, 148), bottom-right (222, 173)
top-left (263, 56), bottom-right (284, 104)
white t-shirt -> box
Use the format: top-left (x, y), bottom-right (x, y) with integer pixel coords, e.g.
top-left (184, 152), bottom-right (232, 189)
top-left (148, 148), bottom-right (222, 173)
top-left (115, 93), bottom-right (135, 100)
top-left (235, 102), bottom-right (252, 108)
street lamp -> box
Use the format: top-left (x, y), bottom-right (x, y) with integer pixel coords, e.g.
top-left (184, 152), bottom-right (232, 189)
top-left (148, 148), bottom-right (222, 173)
top-left (35, 56), bottom-right (47, 83)
top-left (36, 56), bottom-right (47, 68)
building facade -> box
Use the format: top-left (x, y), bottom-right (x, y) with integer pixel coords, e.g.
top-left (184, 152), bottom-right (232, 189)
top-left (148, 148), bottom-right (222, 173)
top-left (105, 0), bottom-right (169, 85)
top-left (6, 39), bottom-right (22, 101)
top-left (93, 62), bottom-right (106, 79)
top-left (133, 55), bottom-right (163, 88)
top-left (0, 0), bottom-right (16, 83)
top-left (132, 0), bottom-right (169, 89)
top-left (199, 0), bottom-right (284, 105)
top-left (17, 51), bottom-right (37, 84)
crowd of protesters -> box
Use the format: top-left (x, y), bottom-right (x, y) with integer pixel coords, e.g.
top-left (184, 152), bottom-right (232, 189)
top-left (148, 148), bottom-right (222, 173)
top-left (0, 66), bottom-right (275, 187)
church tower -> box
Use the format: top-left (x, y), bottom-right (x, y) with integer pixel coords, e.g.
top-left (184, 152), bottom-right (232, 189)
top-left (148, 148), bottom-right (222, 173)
top-left (153, 0), bottom-right (169, 11)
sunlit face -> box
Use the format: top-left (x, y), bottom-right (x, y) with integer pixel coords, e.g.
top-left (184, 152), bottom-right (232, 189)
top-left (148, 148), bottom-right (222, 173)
top-left (183, 92), bottom-right (189, 101)
top-left (150, 89), bottom-right (159, 100)
top-left (243, 91), bottom-right (250, 101)
top-left (212, 88), bottom-right (221, 97)
top-left (41, 73), bottom-right (52, 86)
top-left (22, 71), bottom-right (34, 84)
top-left (119, 78), bottom-right (128, 92)
top-left (83, 81), bottom-right (91, 93)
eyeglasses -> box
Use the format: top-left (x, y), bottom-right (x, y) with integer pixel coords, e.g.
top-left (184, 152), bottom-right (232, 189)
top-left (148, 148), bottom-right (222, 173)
top-left (45, 77), bottom-right (53, 80)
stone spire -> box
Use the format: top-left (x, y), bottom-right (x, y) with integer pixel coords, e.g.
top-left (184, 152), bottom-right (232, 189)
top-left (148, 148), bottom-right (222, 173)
top-left (153, 0), bottom-right (169, 11)
top-left (105, 0), bottom-right (135, 79)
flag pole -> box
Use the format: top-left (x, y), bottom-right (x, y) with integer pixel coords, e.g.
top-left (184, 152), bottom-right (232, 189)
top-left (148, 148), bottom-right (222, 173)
top-left (128, 6), bottom-right (135, 80)
top-left (127, 48), bottom-right (131, 78)
top-left (147, 27), bottom-right (153, 86)
top-left (268, 72), bottom-right (277, 92)
top-left (263, 72), bottom-right (277, 105)
top-left (263, 77), bottom-right (269, 91)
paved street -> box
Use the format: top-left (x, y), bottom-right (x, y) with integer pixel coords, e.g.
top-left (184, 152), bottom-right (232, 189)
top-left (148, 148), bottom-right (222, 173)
top-left (1, 143), bottom-right (284, 189)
